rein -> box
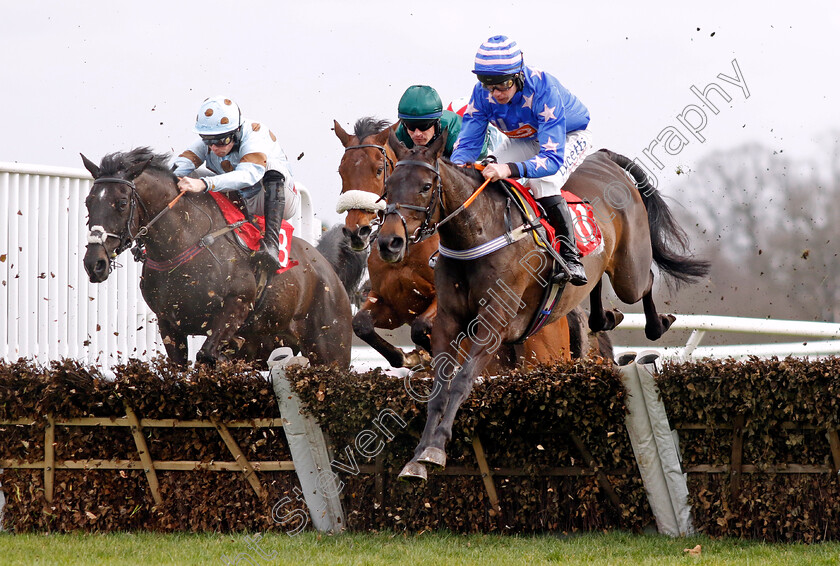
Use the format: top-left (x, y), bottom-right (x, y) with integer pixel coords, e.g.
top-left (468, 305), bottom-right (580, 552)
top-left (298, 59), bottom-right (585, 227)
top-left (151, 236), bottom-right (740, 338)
top-left (434, 177), bottom-right (491, 230)
top-left (136, 188), bottom-right (187, 238)
top-left (382, 160), bottom-right (493, 245)
top-left (87, 175), bottom-right (217, 273)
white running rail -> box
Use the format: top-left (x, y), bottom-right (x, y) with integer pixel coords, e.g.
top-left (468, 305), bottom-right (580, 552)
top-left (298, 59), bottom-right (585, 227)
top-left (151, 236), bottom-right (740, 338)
top-left (613, 313), bottom-right (840, 361)
top-left (348, 313), bottom-right (840, 371)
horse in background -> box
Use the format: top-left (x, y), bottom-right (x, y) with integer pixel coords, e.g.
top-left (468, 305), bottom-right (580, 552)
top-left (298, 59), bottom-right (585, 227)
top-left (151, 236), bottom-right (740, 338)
top-left (316, 224), bottom-right (369, 308)
top-left (333, 117), bottom-right (585, 369)
top-left (567, 308), bottom-right (614, 361)
top-left (82, 147), bottom-right (352, 368)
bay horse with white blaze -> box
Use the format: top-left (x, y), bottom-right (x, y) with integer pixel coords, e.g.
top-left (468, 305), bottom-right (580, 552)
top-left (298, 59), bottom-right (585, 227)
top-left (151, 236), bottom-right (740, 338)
top-left (334, 117), bottom-right (586, 369)
top-left (82, 148), bottom-right (352, 368)
top-left (377, 132), bottom-right (709, 481)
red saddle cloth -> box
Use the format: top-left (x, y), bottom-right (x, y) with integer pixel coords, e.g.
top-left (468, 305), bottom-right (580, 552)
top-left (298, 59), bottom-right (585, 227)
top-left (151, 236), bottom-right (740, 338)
top-left (506, 179), bottom-right (602, 257)
top-left (208, 192), bottom-right (298, 274)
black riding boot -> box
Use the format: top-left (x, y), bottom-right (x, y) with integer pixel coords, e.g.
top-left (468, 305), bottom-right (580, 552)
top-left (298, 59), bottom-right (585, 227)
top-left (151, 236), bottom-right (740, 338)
top-left (538, 195), bottom-right (588, 286)
top-left (256, 170), bottom-right (286, 272)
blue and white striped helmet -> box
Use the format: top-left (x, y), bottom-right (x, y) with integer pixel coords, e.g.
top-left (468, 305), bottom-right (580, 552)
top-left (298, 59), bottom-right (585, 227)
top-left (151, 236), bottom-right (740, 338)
top-left (472, 35), bottom-right (524, 76)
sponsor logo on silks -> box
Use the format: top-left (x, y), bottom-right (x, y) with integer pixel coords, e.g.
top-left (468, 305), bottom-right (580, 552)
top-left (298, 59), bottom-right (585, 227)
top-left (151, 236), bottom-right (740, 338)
top-left (291, 183), bottom-right (299, 194)
top-left (502, 124), bottom-right (537, 139)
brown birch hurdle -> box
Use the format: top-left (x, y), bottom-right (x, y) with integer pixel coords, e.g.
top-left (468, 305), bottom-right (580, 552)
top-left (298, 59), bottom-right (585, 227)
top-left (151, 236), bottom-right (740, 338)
top-left (0, 413), bottom-right (293, 504)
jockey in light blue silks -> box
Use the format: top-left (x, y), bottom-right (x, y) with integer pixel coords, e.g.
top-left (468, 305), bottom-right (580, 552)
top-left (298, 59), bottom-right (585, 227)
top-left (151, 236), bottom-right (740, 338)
top-left (451, 35), bottom-right (592, 286)
top-left (172, 95), bottom-right (300, 272)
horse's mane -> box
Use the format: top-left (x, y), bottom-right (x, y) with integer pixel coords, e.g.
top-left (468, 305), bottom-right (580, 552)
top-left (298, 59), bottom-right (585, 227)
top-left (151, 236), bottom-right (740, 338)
top-left (440, 156), bottom-right (487, 184)
top-left (353, 117), bottom-right (391, 140)
top-left (99, 147), bottom-right (174, 178)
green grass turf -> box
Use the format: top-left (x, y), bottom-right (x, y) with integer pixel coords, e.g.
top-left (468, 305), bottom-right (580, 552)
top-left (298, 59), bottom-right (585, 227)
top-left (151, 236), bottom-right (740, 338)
top-left (0, 530), bottom-right (838, 565)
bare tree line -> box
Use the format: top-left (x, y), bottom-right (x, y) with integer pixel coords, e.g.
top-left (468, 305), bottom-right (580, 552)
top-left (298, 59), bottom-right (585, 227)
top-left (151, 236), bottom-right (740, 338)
top-left (659, 131), bottom-right (840, 322)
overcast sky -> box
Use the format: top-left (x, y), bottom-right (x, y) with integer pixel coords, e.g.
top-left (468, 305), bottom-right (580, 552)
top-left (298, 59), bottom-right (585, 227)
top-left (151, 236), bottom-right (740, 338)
top-left (2, 1), bottom-right (837, 227)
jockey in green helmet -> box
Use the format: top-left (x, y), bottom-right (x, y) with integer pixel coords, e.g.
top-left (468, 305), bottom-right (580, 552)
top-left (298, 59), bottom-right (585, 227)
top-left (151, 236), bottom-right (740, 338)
top-left (395, 85), bottom-right (489, 159)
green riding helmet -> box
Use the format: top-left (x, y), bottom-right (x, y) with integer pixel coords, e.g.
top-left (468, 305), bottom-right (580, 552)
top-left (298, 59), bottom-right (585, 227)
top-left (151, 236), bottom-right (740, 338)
top-left (398, 85), bottom-right (443, 120)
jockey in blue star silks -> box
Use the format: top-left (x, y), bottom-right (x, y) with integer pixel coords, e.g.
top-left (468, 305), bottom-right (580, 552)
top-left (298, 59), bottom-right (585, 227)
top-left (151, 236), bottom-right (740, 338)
top-left (172, 95), bottom-right (300, 272)
top-left (451, 35), bottom-right (593, 286)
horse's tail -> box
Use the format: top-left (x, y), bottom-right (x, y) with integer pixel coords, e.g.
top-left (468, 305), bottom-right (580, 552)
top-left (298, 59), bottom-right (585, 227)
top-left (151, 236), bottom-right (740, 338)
top-left (602, 150), bottom-right (710, 286)
top-left (316, 224), bottom-right (369, 299)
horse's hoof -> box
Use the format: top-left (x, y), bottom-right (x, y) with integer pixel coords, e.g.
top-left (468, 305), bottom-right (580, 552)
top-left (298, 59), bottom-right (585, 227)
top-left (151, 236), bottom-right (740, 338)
top-left (398, 461), bottom-right (428, 482)
top-left (645, 314), bottom-right (677, 341)
top-left (403, 349), bottom-right (432, 369)
top-left (612, 309), bottom-right (625, 327)
top-left (418, 447), bottom-right (446, 468)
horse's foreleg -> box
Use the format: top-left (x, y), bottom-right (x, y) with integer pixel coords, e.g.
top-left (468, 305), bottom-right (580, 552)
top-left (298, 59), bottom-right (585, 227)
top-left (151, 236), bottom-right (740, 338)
top-left (399, 312), bottom-right (463, 482)
top-left (158, 318), bottom-right (189, 367)
top-left (410, 297), bottom-right (437, 356)
top-left (588, 278), bottom-right (624, 333)
top-left (352, 295), bottom-right (409, 368)
top-left (421, 342), bottom-right (497, 467)
top-left (641, 271), bottom-right (676, 340)
top-left (196, 295), bottom-right (251, 366)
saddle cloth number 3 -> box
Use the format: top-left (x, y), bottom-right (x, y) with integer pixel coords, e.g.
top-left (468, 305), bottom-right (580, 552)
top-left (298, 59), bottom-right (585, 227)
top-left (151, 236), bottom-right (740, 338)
top-left (277, 222), bottom-right (291, 268)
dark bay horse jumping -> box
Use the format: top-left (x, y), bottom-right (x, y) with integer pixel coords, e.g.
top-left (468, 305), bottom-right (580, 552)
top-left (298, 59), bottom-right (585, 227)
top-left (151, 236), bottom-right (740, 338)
top-left (377, 132), bottom-right (709, 481)
top-left (334, 117), bottom-right (582, 370)
top-left (82, 148), bottom-right (352, 368)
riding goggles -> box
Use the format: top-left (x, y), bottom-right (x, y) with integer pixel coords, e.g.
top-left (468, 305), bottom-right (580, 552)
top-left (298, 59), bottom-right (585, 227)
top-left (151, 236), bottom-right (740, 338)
top-left (479, 77), bottom-right (516, 92)
top-left (200, 133), bottom-right (236, 146)
top-left (402, 119), bottom-right (438, 132)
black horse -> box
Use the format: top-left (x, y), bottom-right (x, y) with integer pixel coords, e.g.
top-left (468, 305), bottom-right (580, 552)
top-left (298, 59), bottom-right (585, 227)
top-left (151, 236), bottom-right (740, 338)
top-left (82, 147), bottom-right (352, 368)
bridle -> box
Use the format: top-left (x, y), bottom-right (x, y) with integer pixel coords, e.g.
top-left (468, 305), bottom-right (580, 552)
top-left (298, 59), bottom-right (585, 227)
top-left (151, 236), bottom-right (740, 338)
top-left (337, 143), bottom-right (396, 243)
top-left (86, 175), bottom-right (186, 271)
top-left (86, 176), bottom-right (149, 262)
top-left (379, 159), bottom-right (442, 244)
top-left (341, 143), bottom-right (395, 187)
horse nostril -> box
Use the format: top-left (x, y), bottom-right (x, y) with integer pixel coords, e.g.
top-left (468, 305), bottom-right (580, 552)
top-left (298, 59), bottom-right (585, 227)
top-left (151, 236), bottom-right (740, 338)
top-left (388, 236), bottom-right (404, 253)
top-left (95, 259), bottom-right (107, 274)
top-left (358, 226), bottom-right (371, 239)
top-left (341, 227), bottom-right (351, 239)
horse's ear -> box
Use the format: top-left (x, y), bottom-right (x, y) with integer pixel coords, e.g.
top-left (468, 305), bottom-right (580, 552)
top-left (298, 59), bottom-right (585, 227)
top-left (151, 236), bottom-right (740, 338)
top-left (373, 124), bottom-right (392, 147)
top-left (430, 128), bottom-right (448, 160)
top-left (80, 153), bottom-right (100, 178)
top-left (125, 157), bottom-right (153, 181)
top-left (388, 129), bottom-right (409, 160)
top-left (334, 120), bottom-right (351, 147)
